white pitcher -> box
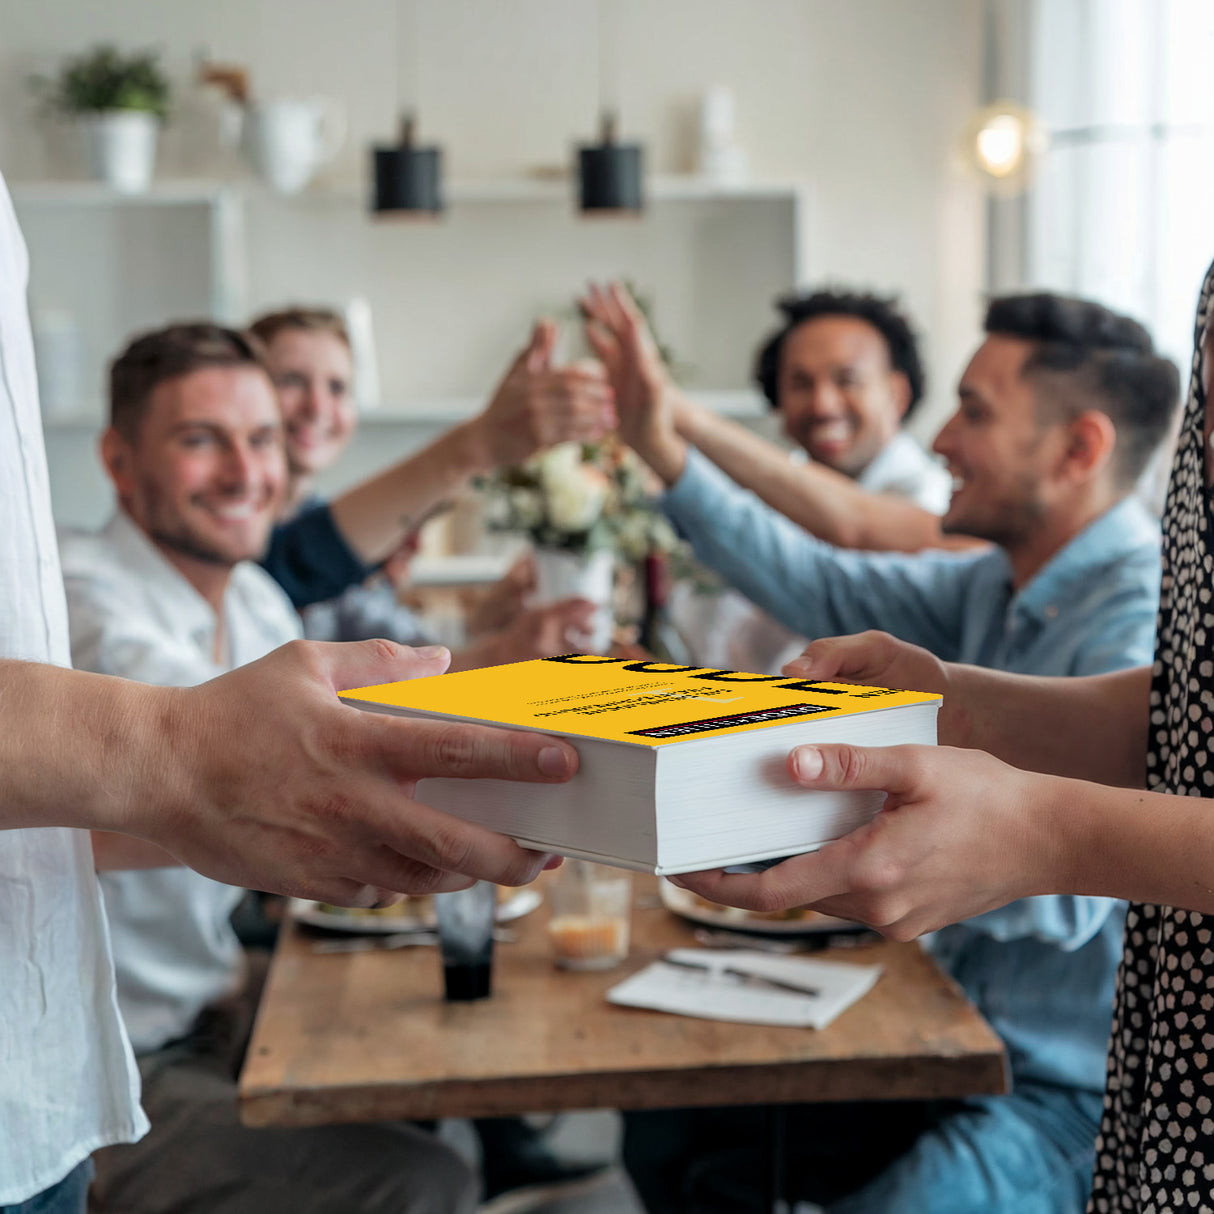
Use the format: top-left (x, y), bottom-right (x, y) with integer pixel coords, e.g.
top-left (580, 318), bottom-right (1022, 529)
top-left (242, 98), bottom-right (345, 194)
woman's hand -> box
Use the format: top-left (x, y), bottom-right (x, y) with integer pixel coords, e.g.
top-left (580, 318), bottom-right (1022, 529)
top-left (673, 742), bottom-right (1055, 941)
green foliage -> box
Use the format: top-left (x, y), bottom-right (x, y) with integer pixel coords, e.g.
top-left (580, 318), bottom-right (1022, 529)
top-left (31, 45), bottom-right (171, 120)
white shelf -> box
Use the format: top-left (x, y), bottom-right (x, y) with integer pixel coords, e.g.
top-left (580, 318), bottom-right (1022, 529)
top-left (41, 388), bottom-right (767, 431)
top-left (320, 173), bottom-right (806, 206)
top-left (10, 178), bottom-right (238, 206)
top-left (12, 174), bottom-right (806, 208)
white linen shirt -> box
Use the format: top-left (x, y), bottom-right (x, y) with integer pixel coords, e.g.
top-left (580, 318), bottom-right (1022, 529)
top-left (0, 171), bottom-right (147, 1204)
top-left (854, 428), bottom-right (952, 512)
top-left (60, 511), bottom-right (303, 1054)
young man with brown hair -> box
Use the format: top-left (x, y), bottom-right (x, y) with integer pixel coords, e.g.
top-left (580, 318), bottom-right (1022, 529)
top-left (62, 323), bottom-right (482, 1214)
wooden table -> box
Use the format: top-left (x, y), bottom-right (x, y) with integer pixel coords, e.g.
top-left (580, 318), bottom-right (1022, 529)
top-left (239, 877), bottom-right (1007, 1129)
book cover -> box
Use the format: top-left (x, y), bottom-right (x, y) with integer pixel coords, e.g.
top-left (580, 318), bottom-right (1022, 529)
top-left (340, 656), bottom-right (941, 873)
top-left (340, 653), bottom-right (942, 746)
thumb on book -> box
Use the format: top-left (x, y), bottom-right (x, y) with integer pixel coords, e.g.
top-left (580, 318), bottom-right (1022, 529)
top-left (314, 637), bottom-right (452, 693)
top-left (788, 743), bottom-right (921, 794)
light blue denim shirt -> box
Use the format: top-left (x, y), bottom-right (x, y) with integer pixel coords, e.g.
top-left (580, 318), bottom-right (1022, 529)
top-left (664, 448), bottom-right (1163, 1093)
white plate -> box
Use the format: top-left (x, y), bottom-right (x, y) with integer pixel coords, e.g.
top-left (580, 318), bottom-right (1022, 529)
top-left (659, 878), bottom-right (862, 936)
top-left (290, 887), bottom-right (543, 935)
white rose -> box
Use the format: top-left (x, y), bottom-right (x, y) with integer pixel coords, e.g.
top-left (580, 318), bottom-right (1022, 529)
top-left (547, 468), bottom-right (608, 532)
top-left (537, 442), bottom-right (583, 487)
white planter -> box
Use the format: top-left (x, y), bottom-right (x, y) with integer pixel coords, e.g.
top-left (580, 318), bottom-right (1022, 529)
top-left (532, 547), bottom-right (615, 654)
top-left (81, 111), bottom-right (159, 194)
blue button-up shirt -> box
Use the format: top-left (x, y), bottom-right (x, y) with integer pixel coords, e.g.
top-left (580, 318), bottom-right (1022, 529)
top-left (664, 448), bottom-right (1162, 1093)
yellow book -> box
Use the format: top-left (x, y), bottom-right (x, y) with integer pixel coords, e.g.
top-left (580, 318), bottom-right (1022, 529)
top-left (341, 654), bottom-right (941, 874)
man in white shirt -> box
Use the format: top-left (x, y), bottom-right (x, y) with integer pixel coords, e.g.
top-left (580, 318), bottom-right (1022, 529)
top-left (61, 322), bottom-right (478, 1214)
top-left (0, 166), bottom-right (579, 1214)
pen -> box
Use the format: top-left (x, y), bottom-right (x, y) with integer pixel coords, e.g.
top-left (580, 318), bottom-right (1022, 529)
top-left (661, 954), bottom-right (819, 997)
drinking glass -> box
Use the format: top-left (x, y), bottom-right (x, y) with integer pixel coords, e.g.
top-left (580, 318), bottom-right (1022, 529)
top-left (434, 881), bottom-right (496, 1000)
top-left (547, 861), bottom-right (632, 970)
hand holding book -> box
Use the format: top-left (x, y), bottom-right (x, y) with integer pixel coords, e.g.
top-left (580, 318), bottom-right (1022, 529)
top-left (670, 741), bottom-right (1057, 941)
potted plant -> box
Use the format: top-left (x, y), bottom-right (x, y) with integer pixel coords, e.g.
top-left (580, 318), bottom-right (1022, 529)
top-left (32, 45), bottom-right (171, 194)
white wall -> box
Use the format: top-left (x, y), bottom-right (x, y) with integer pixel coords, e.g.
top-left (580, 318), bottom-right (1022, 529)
top-left (1, 0), bottom-right (987, 518)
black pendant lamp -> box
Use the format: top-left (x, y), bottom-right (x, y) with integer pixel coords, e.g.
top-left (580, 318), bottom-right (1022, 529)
top-left (373, 113), bottom-right (443, 216)
top-left (371, 1), bottom-right (442, 217)
top-left (578, 110), bottom-right (643, 214)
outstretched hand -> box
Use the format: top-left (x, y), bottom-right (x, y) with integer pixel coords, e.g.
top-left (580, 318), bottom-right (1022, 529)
top-left (137, 639), bottom-right (579, 905)
top-left (673, 741), bottom-right (1053, 941)
top-left (580, 282), bottom-right (687, 483)
top-left (474, 320), bottom-right (617, 466)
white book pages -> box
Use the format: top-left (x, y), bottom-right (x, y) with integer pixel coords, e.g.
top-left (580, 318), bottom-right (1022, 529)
top-left (354, 697), bottom-right (938, 873)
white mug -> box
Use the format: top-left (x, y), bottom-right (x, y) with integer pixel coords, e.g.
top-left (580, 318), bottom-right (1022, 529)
top-left (242, 98), bottom-right (345, 194)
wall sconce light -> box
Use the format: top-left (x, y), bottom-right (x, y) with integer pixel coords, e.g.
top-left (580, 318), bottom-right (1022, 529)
top-left (578, 110), bottom-right (643, 213)
top-left (371, 1), bottom-right (443, 217)
top-left (959, 100), bottom-right (1046, 193)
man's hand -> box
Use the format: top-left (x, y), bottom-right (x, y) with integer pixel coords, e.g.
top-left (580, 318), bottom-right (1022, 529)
top-left (672, 742), bottom-right (1052, 941)
top-left (469, 320), bottom-right (617, 467)
top-left (580, 282), bottom-right (688, 485)
top-left (465, 553), bottom-right (536, 637)
top-left (454, 598), bottom-right (598, 670)
top-left (131, 639), bottom-right (579, 905)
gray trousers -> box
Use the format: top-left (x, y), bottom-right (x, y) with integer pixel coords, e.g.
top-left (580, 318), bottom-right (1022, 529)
top-left (89, 957), bottom-right (477, 1214)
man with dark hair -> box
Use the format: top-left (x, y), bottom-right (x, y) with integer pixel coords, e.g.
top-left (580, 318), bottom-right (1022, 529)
top-left (981, 293), bottom-right (1175, 492)
top-left (107, 323), bottom-right (273, 439)
top-left (593, 289), bottom-right (1180, 1213)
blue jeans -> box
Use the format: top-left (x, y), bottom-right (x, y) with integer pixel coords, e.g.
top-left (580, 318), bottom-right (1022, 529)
top-left (1, 1161), bottom-right (93, 1214)
top-left (623, 1084), bottom-right (1104, 1214)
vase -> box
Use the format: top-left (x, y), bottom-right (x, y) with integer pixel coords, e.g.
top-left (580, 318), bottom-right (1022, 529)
top-left (531, 547), bottom-right (615, 654)
top-left (80, 111), bottom-right (159, 194)
top-left (240, 97), bottom-right (346, 194)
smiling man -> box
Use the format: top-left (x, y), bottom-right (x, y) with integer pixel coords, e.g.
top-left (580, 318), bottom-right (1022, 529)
top-left (584, 283), bottom-right (963, 558)
top-left (604, 294), bottom-right (1183, 1214)
top-left (755, 290), bottom-right (945, 496)
top-left (58, 324), bottom-right (479, 1214)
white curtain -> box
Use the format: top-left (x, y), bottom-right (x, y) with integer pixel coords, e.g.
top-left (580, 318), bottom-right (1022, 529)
top-left (1022, 0), bottom-right (1214, 370)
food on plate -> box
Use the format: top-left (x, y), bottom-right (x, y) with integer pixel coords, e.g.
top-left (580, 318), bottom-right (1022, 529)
top-left (314, 884), bottom-right (524, 920)
top-left (316, 895), bottom-right (433, 919)
top-left (687, 890), bottom-right (827, 925)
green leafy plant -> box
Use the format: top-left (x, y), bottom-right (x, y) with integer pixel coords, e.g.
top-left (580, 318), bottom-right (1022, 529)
top-left (31, 45), bottom-right (171, 120)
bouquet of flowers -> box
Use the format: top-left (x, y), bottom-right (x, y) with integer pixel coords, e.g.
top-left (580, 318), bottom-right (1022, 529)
top-left (476, 436), bottom-right (681, 560)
